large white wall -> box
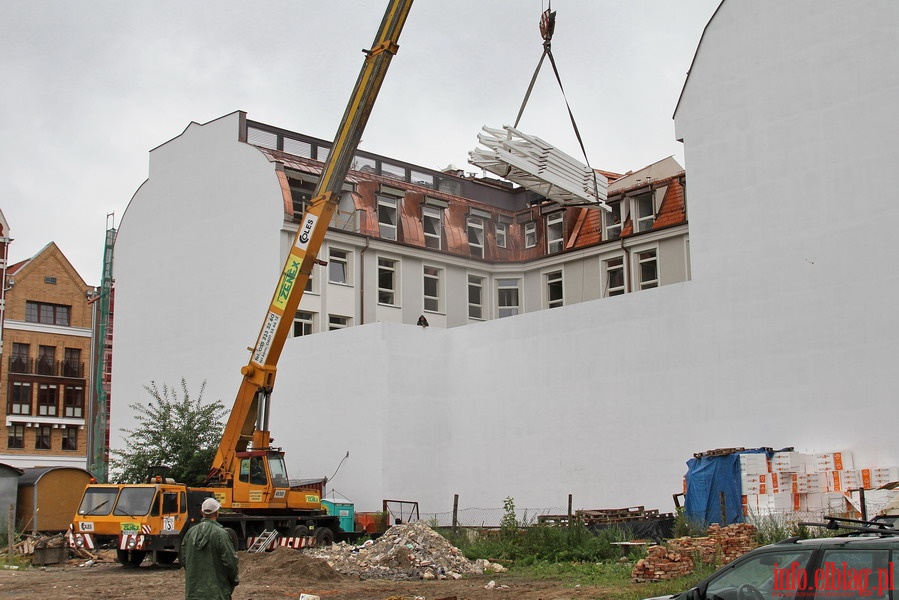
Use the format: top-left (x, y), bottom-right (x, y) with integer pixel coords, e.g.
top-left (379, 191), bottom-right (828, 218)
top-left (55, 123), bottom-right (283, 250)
top-left (113, 112), bottom-right (285, 442)
top-left (112, 1), bottom-right (899, 516)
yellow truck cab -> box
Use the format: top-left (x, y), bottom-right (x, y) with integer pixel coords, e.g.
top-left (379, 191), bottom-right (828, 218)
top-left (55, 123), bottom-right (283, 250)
top-left (69, 481), bottom-right (212, 566)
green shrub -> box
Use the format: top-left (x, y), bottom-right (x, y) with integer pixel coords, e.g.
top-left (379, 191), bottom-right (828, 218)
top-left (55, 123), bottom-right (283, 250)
top-left (672, 506), bottom-right (705, 538)
top-left (445, 515), bottom-right (638, 564)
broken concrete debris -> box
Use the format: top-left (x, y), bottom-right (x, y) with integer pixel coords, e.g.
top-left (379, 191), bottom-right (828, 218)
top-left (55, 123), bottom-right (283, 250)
top-left (304, 520), bottom-right (506, 581)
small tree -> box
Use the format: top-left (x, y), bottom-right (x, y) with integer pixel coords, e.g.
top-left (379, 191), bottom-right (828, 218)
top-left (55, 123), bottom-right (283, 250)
top-left (110, 378), bottom-right (227, 486)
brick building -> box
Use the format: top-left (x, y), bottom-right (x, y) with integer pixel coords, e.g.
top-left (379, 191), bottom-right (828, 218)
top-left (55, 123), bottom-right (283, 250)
top-left (2, 241), bottom-right (93, 468)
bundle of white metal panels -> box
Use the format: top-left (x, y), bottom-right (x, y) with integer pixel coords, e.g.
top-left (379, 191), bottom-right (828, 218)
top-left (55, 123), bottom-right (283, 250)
top-left (468, 125), bottom-right (609, 209)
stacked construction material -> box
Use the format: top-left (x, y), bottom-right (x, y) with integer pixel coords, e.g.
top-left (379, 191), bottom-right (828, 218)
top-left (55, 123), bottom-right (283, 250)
top-left (740, 450), bottom-right (899, 516)
top-left (577, 506), bottom-right (674, 525)
top-left (632, 523), bottom-right (757, 582)
top-left (667, 523), bottom-right (758, 565)
top-left (537, 505), bottom-right (674, 526)
top-left (468, 125), bottom-right (609, 208)
top-left (631, 545), bottom-right (694, 583)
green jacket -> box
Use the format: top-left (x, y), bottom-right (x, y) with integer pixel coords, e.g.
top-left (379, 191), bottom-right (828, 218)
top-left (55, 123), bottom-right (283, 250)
top-left (181, 518), bottom-right (239, 600)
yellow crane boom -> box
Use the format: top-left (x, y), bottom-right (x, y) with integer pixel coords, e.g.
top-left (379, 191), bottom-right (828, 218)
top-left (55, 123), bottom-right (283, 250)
top-left (207, 0), bottom-right (414, 487)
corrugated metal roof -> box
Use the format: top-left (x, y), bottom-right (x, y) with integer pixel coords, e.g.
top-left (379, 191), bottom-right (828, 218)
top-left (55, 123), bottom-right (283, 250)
top-left (17, 466), bottom-right (91, 487)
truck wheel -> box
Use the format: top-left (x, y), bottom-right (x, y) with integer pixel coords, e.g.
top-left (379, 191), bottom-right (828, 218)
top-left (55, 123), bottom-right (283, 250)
top-left (315, 526), bottom-right (334, 546)
top-left (290, 525), bottom-right (310, 537)
top-left (116, 549), bottom-right (146, 567)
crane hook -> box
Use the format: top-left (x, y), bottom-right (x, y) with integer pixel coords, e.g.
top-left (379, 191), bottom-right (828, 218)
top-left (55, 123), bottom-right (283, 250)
top-left (540, 7), bottom-right (556, 45)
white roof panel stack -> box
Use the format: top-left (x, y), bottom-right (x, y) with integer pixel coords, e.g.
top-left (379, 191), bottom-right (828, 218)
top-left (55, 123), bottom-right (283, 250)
top-left (468, 125), bottom-right (609, 210)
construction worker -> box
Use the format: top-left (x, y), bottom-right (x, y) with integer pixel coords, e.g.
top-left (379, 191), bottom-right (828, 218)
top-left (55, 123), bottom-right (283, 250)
top-left (181, 497), bottom-right (240, 599)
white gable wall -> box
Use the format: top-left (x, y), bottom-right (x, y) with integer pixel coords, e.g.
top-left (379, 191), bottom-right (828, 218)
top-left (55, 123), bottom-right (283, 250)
top-left (113, 112), bottom-right (285, 424)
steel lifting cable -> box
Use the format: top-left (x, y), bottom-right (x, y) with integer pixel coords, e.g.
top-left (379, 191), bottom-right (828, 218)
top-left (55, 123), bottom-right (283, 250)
top-left (513, 4), bottom-right (603, 203)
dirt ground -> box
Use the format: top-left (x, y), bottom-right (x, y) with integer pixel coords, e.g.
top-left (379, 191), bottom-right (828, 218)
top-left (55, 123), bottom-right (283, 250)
top-left (0, 549), bottom-right (621, 600)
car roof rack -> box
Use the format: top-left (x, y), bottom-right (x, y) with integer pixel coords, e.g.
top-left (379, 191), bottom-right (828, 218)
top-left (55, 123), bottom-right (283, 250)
top-left (798, 515), bottom-right (899, 537)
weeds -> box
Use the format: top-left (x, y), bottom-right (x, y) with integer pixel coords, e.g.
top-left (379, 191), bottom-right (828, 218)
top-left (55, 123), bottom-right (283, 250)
top-left (671, 506), bottom-right (706, 538)
top-left (746, 511), bottom-right (840, 545)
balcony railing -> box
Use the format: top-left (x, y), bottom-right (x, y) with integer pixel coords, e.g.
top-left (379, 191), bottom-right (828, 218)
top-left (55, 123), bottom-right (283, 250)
top-left (9, 357), bottom-right (32, 374)
top-left (8, 358), bottom-right (84, 378)
top-left (35, 359), bottom-right (58, 376)
top-left (61, 361), bottom-right (84, 378)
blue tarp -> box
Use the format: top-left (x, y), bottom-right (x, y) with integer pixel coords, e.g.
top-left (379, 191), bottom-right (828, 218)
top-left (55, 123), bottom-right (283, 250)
top-left (684, 448), bottom-right (775, 526)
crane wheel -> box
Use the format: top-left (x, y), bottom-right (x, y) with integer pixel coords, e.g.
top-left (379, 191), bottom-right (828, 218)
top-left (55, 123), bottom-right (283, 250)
top-left (116, 549), bottom-right (146, 567)
top-left (315, 526), bottom-right (334, 546)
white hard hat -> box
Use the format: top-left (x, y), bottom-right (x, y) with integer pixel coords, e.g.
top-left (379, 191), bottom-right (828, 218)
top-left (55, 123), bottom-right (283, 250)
top-left (201, 497), bottom-right (222, 514)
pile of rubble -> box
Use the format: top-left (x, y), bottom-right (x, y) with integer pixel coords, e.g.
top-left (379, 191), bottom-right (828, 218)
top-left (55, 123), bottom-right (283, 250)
top-left (631, 523), bottom-right (758, 583)
top-left (304, 520), bottom-right (506, 581)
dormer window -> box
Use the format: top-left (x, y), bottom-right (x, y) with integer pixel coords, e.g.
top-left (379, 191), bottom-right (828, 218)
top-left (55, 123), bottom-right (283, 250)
top-left (604, 202), bottom-right (622, 241)
top-left (423, 206), bottom-right (442, 250)
top-left (496, 223), bottom-right (507, 248)
top-left (467, 217), bottom-right (485, 258)
top-left (524, 222), bottom-right (537, 248)
top-left (546, 213), bottom-right (563, 254)
top-left (377, 195), bottom-right (399, 240)
top-left (635, 193), bottom-right (655, 232)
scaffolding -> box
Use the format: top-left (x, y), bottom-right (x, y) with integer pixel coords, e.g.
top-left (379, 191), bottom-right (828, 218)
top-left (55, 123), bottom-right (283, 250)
top-left (88, 217), bottom-right (116, 482)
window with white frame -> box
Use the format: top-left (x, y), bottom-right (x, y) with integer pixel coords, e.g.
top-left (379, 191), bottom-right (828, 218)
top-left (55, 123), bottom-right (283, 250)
top-left (524, 222), bottom-right (537, 248)
top-left (328, 248), bottom-right (349, 284)
top-left (377, 195), bottom-right (399, 240)
top-left (468, 274), bottom-right (485, 319)
top-left (497, 278), bottom-right (520, 318)
top-left (495, 223), bottom-right (507, 248)
top-left (423, 266), bottom-right (443, 313)
top-left (604, 202), bottom-right (622, 241)
top-left (546, 213), bottom-right (564, 253)
top-left (604, 256), bottom-right (626, 297)
top-left (637, 249), bottom-right (658, 289)
top-left (423, 206), bottom-right (442, 250)
top-left (546, 270), bottom-right (563, 308)
top-left (635, 193), bottom-right (655, 232)
top-left (304, 263), bottom-right (315, 293)
top-left (328, 315), bottom-right (350, 330)
top-left (378, 258), bottom-right (398, 305)
top-left (294, 311), bottom-right (314, 337)
top-left (467, 217), bottom-right (485, 258)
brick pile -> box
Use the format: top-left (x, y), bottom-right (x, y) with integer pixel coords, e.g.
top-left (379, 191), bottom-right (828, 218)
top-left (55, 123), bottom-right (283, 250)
top-left (706, 523), bottom-right (757, 563)
top-left (631, 545), bottom-right (694, 583)
top-left (667, 535), bottom-right (719, 564)
top-left (631, 523), bottom-right (758, 583)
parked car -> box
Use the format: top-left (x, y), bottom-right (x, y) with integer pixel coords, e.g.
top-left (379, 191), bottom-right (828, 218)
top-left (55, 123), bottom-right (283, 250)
top-left (645, 518), bottom-right (898, 600)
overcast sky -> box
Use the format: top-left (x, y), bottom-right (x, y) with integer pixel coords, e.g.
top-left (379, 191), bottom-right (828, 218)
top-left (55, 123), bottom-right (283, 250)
top-left (1, 0), bottom-right (720, 284)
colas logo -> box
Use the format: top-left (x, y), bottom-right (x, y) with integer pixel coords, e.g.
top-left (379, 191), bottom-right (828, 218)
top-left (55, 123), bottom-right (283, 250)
top-left (298, 216), bottom-right (316, 246)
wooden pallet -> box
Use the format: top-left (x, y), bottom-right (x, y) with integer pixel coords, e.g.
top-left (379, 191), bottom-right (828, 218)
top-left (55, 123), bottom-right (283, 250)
top-left (538, 506), bottom-right (674, 526)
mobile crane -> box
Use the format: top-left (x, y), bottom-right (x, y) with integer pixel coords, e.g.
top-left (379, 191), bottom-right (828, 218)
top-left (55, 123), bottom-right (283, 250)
top-left (69, 0), bottom-right (414, 566)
